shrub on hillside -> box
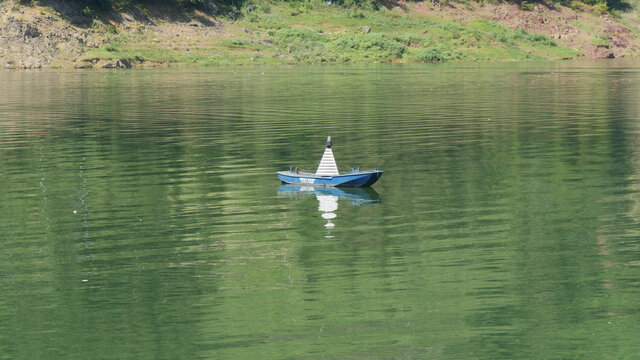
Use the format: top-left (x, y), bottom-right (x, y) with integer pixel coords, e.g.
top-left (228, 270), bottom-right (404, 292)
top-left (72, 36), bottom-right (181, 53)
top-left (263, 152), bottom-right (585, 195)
top-left (417, 47), bottom-right (451, 62)
top-left (330, 34), bottom-right (406, 59)
top-left (592, 2), bottom-right (608, 13)
top-left (332, 0), bottom-right (380, 10)
top-left (511, 30), bottom-right (557, 46)
top-left (273, 28), bottom-right (326, 44)
top-left (393, 33), bottom-right (427, 47)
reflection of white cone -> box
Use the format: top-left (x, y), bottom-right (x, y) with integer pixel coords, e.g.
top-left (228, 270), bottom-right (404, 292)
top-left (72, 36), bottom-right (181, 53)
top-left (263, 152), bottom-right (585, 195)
top-left (321, 212), bottom-right (336, 220)
top-left (317, 194), bottom-right (338, 229)
top-left (325, 220), bottom-right (335, 229)
top-left (317, 194), bottom-right (338, 212)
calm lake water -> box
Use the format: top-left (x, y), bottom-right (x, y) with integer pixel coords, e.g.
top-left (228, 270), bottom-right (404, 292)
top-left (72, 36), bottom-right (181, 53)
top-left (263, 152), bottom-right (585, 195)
top-left (2, 62), bottom-right (640, 359)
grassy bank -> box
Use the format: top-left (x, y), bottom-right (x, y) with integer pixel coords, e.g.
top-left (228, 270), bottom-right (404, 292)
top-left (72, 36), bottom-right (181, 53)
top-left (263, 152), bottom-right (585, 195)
top-left (2, 0), bottom-right (639, 68)
top-left (81, 1), bottom-right (582, 66)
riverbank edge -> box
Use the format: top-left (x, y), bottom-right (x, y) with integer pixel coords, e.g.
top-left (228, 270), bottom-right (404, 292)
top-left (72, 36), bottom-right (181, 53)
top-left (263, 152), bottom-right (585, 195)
top-left (1, 0), bottom-right (639, 69)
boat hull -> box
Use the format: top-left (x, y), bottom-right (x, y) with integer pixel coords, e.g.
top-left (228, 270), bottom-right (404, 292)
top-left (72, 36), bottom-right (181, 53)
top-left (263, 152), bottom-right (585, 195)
top-left (277, 170), bottom-right (383, 187)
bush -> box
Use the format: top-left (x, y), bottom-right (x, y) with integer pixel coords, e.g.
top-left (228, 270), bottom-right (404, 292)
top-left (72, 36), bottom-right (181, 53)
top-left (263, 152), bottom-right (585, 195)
top-left (568, 1), bottom-right (583, 10)
top-left (591, 34), bottom-right (610, 45)
top-left (332, 0), bottom-right (380, 10)
top-left (274, 28), bottom-right (325, 44)
top-left (104, 43), bottom-right (118, 52)
top-left (330, 34), bottom-right (406, 59)
top-left (417, 47), bottom-right (450, 62)
top-left (511, 29), bottom-right (557, 46)
top-left (393, 33), bottom-right (425, 47)
top-left (106, 24), bottom-right (118, 34)
top-left (360, 34), bottom-right (406, 57)
top-left (496, 34), bottom-right (510, 43)
top-left (82, 6), bottom-right (96, 17)
top-left (520, 1), bottom-right (535, 10)
top-left (260, 3), bottom-right (271, 13)
top-left (113, 0), bottom-right (131, 11)
top-left (258, 17), bottom-right (290, 30)
top-left (592, 2), bottom-right (608, 13)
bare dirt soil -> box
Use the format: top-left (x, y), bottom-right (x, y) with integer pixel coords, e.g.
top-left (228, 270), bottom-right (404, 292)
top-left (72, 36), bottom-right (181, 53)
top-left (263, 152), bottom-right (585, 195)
top-left (409, 1), bottom-right (640, 59)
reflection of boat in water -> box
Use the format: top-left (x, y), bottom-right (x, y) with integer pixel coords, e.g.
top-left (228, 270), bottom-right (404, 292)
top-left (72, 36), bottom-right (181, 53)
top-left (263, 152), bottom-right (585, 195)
top-left (278, 185), bottom-right (381, 205)
top-left (277, 136), bottom-right (383, 187)
top-left (277, 185), bottom-right (380, 229)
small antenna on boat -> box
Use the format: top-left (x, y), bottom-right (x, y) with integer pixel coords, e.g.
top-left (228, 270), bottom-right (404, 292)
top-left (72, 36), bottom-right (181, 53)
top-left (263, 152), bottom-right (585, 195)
top-left (326, 136), bottom-right (332, 149)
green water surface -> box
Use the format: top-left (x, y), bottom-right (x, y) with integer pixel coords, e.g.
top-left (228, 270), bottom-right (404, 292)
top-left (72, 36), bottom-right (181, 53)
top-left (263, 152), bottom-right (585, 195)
top-left (1, 62), bottom-right (640, 359)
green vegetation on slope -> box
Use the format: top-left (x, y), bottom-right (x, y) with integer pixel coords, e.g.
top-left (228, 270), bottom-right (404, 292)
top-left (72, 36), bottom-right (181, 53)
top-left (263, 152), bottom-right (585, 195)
top-left (80, 1), bottom-right (580, 66)
top-left (5, 0), bottom-right (639, 68)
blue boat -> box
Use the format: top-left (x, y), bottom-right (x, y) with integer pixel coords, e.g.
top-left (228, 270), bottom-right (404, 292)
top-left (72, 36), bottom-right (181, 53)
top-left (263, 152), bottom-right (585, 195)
top-left (277, 136), bottom-right (383, 187)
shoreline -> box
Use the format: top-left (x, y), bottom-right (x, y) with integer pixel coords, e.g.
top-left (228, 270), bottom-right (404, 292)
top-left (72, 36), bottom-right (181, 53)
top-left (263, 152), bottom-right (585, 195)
top-left (1, 0), bottom-right (639, 70)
